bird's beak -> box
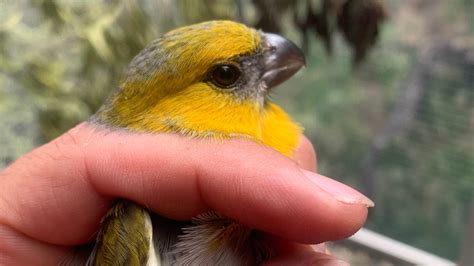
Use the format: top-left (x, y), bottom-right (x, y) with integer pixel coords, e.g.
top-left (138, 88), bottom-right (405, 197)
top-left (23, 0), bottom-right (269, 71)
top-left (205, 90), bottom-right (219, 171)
top-left (260, 33), bottom-right (305, 89)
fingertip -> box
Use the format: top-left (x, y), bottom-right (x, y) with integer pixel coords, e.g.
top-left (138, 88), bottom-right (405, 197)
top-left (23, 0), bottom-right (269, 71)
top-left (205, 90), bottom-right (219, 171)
top-left (294, 135), bottom-right (317, 172)
top-left (326, 204), bottom-right (369, 241)
top-left (264, 242), bottom-right (349, 266)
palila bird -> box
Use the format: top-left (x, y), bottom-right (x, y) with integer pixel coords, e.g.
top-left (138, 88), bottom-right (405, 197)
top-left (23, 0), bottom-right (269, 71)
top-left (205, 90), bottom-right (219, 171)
top-left (87, 20), bottom-right (305, 265)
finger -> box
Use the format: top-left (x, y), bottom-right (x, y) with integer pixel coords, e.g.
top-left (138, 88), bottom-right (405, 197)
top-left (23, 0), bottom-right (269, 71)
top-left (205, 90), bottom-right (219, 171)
top-left (0, 224), bottom-right (72, 265)
top-left (83, 123), bottom-right (373, 242)
top-left (293, 135), bottom-right (317, 172)
top-left (0, 122), bottom-right (372, 258)
top-left (264, 240), bottom-right (348, 266)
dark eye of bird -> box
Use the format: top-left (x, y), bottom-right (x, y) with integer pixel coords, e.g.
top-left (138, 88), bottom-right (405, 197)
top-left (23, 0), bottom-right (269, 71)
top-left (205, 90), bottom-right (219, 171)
top-left (210, 64), bottom-right (241, 88)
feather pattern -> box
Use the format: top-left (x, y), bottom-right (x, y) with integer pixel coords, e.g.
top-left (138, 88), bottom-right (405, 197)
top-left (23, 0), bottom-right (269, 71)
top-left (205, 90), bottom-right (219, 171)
top-left (87, 201), bottom-right (155, 266)
top-left (168, 211), bottom-right (274, 265)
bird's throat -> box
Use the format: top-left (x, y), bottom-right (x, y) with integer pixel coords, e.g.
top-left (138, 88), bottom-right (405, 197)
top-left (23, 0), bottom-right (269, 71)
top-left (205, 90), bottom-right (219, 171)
top-left (94, 83), bottom-right (301, 157)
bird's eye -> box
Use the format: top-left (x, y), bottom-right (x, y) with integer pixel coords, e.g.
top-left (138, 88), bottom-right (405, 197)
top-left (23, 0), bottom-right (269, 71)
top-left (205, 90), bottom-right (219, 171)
top-left (210, 64), bottom-right (241, 88)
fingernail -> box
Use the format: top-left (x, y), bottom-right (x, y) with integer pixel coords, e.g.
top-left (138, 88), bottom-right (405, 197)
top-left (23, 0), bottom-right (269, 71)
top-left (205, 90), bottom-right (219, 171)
top-left (302, 170), bottom-right (375, 207)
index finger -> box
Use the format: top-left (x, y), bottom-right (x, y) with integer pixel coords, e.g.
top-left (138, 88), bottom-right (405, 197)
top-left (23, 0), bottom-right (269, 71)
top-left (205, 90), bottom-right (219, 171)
top-left (0, 123), bottom-right (372, 262)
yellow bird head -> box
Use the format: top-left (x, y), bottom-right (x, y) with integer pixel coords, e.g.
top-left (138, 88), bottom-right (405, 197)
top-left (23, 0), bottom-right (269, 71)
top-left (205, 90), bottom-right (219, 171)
top-left (93, 20), bottom-right (305, 156)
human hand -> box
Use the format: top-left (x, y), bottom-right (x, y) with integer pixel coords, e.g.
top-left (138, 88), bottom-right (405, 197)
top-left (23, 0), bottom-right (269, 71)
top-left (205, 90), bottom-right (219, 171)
top-left (0, 122), bottom-right (373, 265)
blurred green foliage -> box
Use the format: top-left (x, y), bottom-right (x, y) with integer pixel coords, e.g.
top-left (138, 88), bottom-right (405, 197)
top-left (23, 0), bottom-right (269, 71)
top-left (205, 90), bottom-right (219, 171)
top-left (1, 0), bottom-right (473, 261)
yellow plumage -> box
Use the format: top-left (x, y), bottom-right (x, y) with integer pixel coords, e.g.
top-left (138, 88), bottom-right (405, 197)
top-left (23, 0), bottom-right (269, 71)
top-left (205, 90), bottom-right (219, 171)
top-left (95, 21), bottom-right (301, 156)
top-left (89, 20), bottom-right (305, 265)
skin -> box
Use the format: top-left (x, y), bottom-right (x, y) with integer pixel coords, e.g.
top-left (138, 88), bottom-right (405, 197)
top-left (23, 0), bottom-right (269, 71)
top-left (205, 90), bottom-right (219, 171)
top-left (0, 122), bottom-right (371, 265)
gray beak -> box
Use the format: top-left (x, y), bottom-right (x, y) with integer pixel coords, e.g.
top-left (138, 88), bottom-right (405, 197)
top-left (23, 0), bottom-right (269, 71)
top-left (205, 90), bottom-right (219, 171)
top-left (260, 33), bottom-right (305, 89)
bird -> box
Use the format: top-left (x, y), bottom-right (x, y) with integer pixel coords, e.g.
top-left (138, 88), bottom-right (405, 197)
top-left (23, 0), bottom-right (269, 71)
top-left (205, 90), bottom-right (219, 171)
top-left (87, 20), bottom-right (305, 265)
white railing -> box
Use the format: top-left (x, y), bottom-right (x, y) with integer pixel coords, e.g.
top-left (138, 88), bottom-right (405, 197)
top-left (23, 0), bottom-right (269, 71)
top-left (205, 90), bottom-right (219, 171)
top-left (344, 228), bottom-right (456, 266)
